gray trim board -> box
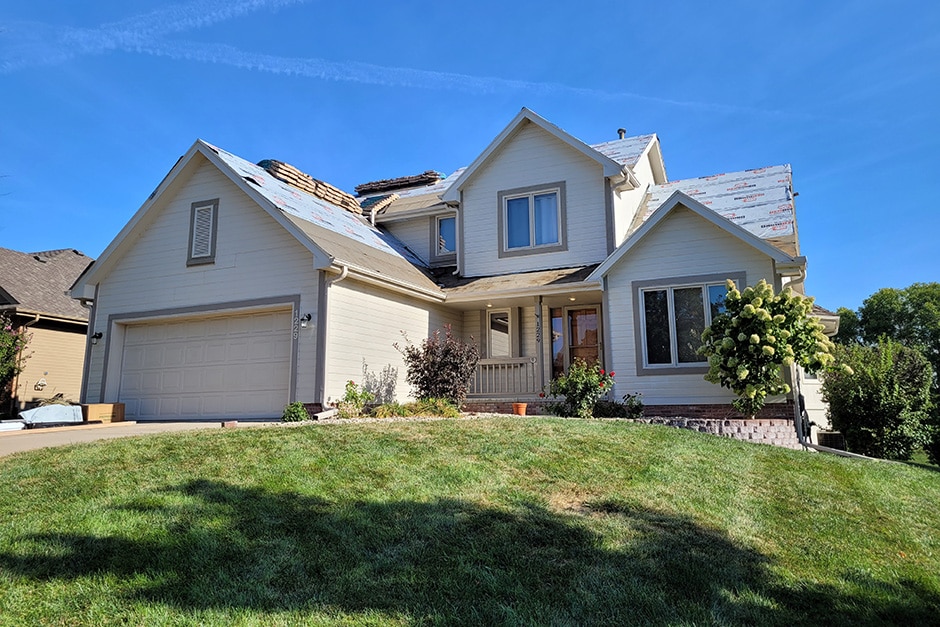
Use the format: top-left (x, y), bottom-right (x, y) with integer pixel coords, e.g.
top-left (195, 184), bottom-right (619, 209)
top-left (101, 295), bottom-right (301, 408)
top-left (186, 198), bottom-right (220, 266)
top-left (497, 181), bottom-right (568, 259)
top-left (79, 283), bottom-right (99, 404)
top-left (632, 271), bottom-right (746, 377)
top-left (601, 277), bottom-right (613, 376)
top-left (604, 179), bottom-right (615, 255)
top-left (315, 271), bottom-right (329, 404)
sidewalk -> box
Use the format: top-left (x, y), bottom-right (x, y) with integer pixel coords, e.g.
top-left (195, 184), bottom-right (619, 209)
top-left (0, 420), bottom-right (278, 457)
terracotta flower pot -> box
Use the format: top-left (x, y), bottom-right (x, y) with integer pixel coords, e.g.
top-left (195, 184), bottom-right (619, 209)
top-left (512, 402), bottom-right (527, 416)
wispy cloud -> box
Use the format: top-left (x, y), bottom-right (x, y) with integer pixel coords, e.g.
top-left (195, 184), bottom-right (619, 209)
top-left (0, 0), bottom-right (801, 118)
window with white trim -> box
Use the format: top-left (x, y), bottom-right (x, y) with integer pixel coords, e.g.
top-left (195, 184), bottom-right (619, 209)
top-left (187, 199), bottom-right (219, 266)
top-left (497, 182), bottom-right (566, 257)
top-left (636, 274), bottom-right (743, 371)
top-left (437, 215), bottom-right (456, 255)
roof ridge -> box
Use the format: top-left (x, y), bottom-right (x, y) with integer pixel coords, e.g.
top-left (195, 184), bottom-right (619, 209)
top-left (355, 170), bottom-right (443, 196)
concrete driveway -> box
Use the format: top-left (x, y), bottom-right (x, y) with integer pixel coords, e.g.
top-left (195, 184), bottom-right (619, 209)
top-left (0, 420), bottom-right (279, 457)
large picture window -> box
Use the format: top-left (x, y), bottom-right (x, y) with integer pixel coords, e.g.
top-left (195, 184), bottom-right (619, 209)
top-left (498, 182), bottom-right (567, 257)
top-left (634, 273), bottom-right (745, 373)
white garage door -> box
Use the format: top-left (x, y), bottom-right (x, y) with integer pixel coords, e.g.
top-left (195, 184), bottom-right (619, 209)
top-left (119, 309), bottom-right (293, 420)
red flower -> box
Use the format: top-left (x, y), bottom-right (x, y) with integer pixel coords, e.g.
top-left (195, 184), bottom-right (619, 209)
top-left (538, 392), bottom-right (545, 398)
top-left (609, 371), bottom-right (616, 377)
top-left (599, 382), bottom-right (605, 388)
top-left (599, 369), bottom-right (605, 376)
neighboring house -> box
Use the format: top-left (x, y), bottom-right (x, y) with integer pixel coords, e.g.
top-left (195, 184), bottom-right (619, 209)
top-left (0, 248), bottom-right (93, 413)
top-left (71, 108), bottom-right (834, 442)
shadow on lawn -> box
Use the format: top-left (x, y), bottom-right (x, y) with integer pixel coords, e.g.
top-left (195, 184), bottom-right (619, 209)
top-left (1, 480), bottom-right (937, 625)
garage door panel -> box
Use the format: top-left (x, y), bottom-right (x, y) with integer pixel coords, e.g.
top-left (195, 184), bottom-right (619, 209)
top-left (120, 309), bottom-right (292, 420)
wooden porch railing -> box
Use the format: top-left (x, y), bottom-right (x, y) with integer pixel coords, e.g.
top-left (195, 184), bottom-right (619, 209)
top-left (469, 357), bottom-right (539, 397)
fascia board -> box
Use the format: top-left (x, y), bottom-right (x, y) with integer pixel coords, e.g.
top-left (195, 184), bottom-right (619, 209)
top-left (441, 108), bottom-right (627, 202)
top-left (71, 141), bottom-right (206, 294)
top-left (588, 191), bottom-right (795, 281)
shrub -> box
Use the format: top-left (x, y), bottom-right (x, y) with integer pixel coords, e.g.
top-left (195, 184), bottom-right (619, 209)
top-left (372, 402), bottom-right (409, 418)
top-left (404, 397), bottom-right (461, 418)
top-left (281, 401), bottom-right (309, 422)
top-left (0, 314), bottom-right (30, 391)
top-left (395, 325), bottom-right (480, 406)
top-left (822, 339), bottom-right (933, 461)
top-left (548, 360), bottom-right (615, 419)
top-left (336, 380), bottom-right (374, 418)
top-left (699, 279), bottom-right (834, 417)
top-left (593, 393), bottom-right (644, 419)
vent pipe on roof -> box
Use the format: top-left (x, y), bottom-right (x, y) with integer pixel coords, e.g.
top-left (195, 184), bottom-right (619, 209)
top-left (617, 128), bottom-right (626, 140)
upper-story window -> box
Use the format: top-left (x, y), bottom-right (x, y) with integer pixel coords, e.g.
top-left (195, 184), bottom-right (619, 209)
top-left (634, 272), bottom-right (745, 374)
top-left (429, 214), bottom-right (457, 265)
top-left (187, 198), bottom-right (219, 266)
top-left (497, 182), bottom-right (567, 258)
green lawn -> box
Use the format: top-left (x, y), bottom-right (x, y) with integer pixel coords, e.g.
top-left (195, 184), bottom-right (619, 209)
top-left (0, 417), bottom-right (938, 625)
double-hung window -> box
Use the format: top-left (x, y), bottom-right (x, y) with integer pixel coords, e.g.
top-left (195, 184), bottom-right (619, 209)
top-left (430, 214), bottom-right (457, 264)
top-left (635, 273), bottom-right (744, 372)
top-left (498, 182), bottom-right (567, 257)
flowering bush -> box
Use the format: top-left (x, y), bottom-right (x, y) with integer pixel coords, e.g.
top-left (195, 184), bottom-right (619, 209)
top-left (281, 401), bottom-right (309, 422)
top-left (699, 279), bottom-right (834, 416)
top-left (548, 359), bottom-right (615, 419)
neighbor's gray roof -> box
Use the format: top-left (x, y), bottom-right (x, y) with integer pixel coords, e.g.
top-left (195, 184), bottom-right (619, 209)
top-left (0, 248), bottom-right (93, 321)
top-left (641, 165), bottom-right (798, 256)
top-left (206, 144), bottom-right (443, 296)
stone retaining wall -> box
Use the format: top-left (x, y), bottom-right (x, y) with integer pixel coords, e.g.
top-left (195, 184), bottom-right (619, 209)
top-left (632, 417), bottom-right (801, 449)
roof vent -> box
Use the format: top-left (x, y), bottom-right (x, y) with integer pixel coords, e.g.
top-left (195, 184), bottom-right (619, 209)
top-left (257, 159), bottom-right (362, 215)
top-left (617, 128), bottom-right (626, 140)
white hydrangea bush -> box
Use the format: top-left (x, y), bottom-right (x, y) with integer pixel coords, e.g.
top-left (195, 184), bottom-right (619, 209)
top-left (699, 279), bottom-right (834, 416)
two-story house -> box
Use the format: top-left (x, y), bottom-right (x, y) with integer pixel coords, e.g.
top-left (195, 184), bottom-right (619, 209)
top-left (71, 108), bottom-right (831, 432)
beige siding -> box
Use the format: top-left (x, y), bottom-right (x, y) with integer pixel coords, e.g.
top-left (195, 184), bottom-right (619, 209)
top-left (385, 217), bottom-right (431, 265)
top-left (461, 122), bottom-right (609, 276)
top-left (605, 207), bottom-right (778, 405)
top-left (85, 157), bottom-right (319, 403)
top-left (326, 279), bottom-right (462, 403)
top-left (14, 325), bottom-right (86, 408)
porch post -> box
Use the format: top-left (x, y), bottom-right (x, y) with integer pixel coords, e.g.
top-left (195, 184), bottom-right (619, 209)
top-left (536, 295), bottom-right (545, 392)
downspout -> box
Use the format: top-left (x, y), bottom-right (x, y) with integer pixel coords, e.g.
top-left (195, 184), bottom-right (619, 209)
top-left (315, 265), bottom-right (348, 405)
top-left (9, 313), bottom-right (40, 415)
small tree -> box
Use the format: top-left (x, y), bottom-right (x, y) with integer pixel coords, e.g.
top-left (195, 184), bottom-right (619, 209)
top-left (0, 315), bottom-right (30, 396)
top-left (699, 279), bottom-right (834, 417)
top-left (822, 339), bottom-right (933, 460)
top-left (395, 325), bottom-right (480, 406)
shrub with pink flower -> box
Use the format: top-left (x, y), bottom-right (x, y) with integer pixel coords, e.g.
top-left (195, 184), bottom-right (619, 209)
top-left (548, 359), bottom-right (615, 418)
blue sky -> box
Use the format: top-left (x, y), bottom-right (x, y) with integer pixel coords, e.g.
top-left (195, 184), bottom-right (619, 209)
top-left (1, 0), bottom-right (937, 311)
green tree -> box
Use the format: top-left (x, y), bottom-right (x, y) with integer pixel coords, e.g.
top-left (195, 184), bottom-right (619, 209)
top-left (700, 279), bottom-right (834, 417)
top-left (859, 283), bottom-right (940, 389)
top-left (822, 339), bottom-right (933, 461)
top-left (833, 306), bottom-right (861, 345)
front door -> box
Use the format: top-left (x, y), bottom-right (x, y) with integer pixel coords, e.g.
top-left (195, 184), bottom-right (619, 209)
top-left (551, 306), bottom-right (601, 378)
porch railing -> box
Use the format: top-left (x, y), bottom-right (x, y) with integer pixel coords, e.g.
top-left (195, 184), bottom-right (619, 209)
top-left (469, 357), bottom-right (539, 397)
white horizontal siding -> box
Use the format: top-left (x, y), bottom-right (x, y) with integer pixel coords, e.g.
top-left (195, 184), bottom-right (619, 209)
top-left (461, 122), bottom-right (609, 276)
top-left (385, 217), bottom-right (431, 265)
top-left (605, 207), bottom-right (778, 405)
top-left (85, 158), bottom-right (320, 404)
top-left (326, 279), bottom-right (462, 403)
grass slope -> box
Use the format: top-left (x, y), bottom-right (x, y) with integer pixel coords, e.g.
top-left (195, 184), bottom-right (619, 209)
top-left (0, 417), bottom-right (938, 625)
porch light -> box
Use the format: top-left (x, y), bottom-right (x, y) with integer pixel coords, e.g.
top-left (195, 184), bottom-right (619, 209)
top-left (486, 303), bottom-right (493, 308)
top-left (569, 297), bottom-right (576, 301)
top-left (91, 332), bottom-right (103, 345)
top-left (300, 313), bottom-right (312, 328)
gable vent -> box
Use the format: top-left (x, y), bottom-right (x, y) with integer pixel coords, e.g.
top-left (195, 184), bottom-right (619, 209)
top-left (191, 204), bottom-right (214, 258)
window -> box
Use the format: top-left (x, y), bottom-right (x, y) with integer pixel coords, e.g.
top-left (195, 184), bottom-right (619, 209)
top-left (433, 214), bottom-right (457, 260)
top-left (488, 310), bottom-right (512, 357)
top-left (187, 198), bottom-right (219, 266)
top-left (498, 182), bottom-right (567, 257)
top-left (634, 273), bottom-right (744, 373)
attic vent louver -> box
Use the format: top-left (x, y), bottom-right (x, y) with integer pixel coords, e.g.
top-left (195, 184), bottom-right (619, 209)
top-left (191, 205), bottom-right (214, 258)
